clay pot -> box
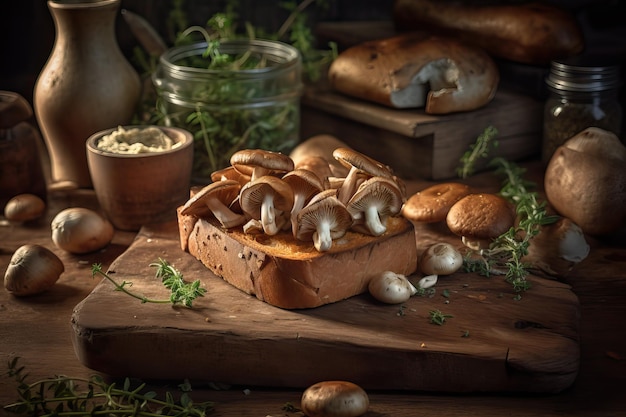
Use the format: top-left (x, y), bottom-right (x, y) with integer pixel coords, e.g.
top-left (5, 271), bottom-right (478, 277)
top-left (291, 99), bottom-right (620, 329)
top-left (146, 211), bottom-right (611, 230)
top-left (34, 0), bottom-right (141, 188)
top-left (86, 126), bottom-right (194, 231)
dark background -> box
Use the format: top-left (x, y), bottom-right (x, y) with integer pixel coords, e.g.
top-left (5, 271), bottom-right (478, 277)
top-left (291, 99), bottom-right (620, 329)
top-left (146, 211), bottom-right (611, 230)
top-left (1, 0), bottom-right (625, 105)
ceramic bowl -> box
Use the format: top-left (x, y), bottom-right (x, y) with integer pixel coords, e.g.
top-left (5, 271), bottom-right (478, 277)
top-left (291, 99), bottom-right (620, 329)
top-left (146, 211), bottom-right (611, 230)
top-left (86, 125), bottom-right (193, 231)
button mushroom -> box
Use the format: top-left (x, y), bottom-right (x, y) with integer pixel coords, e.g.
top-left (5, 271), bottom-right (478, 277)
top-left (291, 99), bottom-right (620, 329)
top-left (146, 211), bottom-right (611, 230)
top-left (230, 149), bottom-right (294, 181)
top-left (402, 182), bottom-right (473, 223)
top-left (368, 270), bottom-right (418, 304)
top-left (446, 193), bottom-right (515, 251)
top-left (295, 189), bottom-right (353, 252)
top-left (419, 242), bottom-right (463, 275)
top-left (180, 180), bottom-right (246, 228)
top-left (347, 176), bottom-right (403, 236)
top-left (332, 147), bottom-right (394, 204)
top-left (239, 175), bottom-right (294, 236)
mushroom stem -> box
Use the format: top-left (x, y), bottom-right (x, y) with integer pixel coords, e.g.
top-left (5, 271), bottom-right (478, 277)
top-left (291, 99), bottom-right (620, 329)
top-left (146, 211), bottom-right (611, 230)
top-left (364, 204), bottom-right (386, 236)
top-left (337, 167), bottom-right (359, 204)
top-left (206, 198), bottom-right (246, 228)
top-left (313, 221), bottom-right (333, 252)
top-left (260, 194), bottom-right (279, 235)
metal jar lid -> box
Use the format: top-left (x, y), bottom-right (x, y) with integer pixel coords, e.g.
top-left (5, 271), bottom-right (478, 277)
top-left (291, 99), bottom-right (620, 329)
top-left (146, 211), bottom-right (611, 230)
top-left (546, 54), bottom-right (622, 93)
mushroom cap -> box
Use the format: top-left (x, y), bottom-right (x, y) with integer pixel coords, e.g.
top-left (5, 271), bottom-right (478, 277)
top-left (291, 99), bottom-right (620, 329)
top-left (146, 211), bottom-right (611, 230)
top-left (230, 149), bottom-right (294, 179)
top-left (282, 169), bottom-right (325, 202)
top-left (544, 127), bottom-right (626, 235)
top-left (210, 165), bottom-right (251, 186)
top-left (347, 176), bottom-right (403, 219)
top-left (333, 147), bottom-right (393, 179)
top-left (446, 193), bottom-right (515, 243)
top-left (402, 182), bottom-right (473, 223)
top-left (301, 380), bottom-right (369, 417)
top-left (294, 155), bottom-right (333, 185)
top-left (180, 180), bottom-right (241, 218)
top-left (239, 175), bottom-right (294, 220)
top-left (295, 189), bottom-right (353, 242)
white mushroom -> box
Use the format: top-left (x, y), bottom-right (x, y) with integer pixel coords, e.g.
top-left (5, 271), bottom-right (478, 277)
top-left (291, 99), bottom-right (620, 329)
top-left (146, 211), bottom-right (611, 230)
top-left (419, 242), bottom-right (464, 275)
top-left (368, 270), bottom-right (418, 304)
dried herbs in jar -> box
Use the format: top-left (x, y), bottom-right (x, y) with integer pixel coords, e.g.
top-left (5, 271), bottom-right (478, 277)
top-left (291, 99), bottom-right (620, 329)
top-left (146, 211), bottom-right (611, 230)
top-left (542, 56), bottom-right (623, 163)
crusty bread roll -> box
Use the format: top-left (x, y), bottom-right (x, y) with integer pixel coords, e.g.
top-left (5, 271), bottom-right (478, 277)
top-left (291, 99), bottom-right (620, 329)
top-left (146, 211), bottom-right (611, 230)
top-left (178, 208), bottom-right (418, 309)
top-left (393, 0), bottom-right (584, 66)
top-left (327, 32), bottom-right (499, 114)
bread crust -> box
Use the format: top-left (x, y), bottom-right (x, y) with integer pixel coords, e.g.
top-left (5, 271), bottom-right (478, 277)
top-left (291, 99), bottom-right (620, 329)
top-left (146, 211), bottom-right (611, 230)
top-left (392, 0), bottom-right (584, 65)
top-left (328, 32), bottom-right (499, 114)
top-left (178, 208), bottom-right (418, 309)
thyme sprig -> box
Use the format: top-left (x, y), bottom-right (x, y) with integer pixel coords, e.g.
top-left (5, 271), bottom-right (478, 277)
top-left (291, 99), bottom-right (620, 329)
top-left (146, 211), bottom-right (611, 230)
top-left (457, 125), bottom-right (499, 179)
top-left (458, 128), bottom-right (559, 296)
top-left (91, 259), bottom-right (206, 307)
top-left (429, 309), bottom-right (453, 325)
top-left (3, 357), bottom-right (214, 416)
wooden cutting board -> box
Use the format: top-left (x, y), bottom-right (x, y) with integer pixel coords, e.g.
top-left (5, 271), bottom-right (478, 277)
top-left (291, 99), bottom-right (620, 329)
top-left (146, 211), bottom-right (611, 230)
top-left (71, 220), bottom-right (580, 394)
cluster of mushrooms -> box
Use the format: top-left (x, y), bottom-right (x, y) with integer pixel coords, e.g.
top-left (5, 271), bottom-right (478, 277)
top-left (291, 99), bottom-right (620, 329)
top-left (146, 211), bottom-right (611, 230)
top-left (181, 147), bottom-right (407, 252)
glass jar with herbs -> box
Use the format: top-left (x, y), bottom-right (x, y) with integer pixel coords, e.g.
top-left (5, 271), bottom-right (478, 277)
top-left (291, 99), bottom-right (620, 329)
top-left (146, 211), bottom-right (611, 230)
top-left (542, 56), bottom-right (623, 163)
top-left (152, 39), bottom-right (302, 182)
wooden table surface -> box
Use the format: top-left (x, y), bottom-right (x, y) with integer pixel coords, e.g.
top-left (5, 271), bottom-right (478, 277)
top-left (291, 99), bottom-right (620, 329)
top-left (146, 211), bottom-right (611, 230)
top-left (1, 166), bottom-right (625, 417)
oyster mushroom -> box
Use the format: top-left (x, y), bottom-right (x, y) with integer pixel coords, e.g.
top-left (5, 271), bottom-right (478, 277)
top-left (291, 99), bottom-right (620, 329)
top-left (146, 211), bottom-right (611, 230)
top-left (239, 175), bottom-right (294, 235)
top-left (347, 176), bottom-right (403, 236)
top-left (180, 180), bottom-right (246, 228)
top-left (446, 193), bottom-right (515, 251)
top-left (230, 149), bottom-right (294, 181)
top-left (332, 147), bottom-right (394, 204)
top-left (282, 168), bottom-right (325, 231)
top-left (295, 189), bottom-right (353, 252)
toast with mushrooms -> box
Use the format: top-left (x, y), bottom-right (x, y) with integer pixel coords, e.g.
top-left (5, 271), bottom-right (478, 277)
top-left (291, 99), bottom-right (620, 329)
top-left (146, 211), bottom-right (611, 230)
top-left (177, 147), bottom-right (418, 309)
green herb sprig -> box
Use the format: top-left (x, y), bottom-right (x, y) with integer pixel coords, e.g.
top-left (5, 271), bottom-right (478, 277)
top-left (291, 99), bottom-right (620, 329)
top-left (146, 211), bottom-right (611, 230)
top-left (457, 125), bottom-right (499, 179)
top-left (429, 309), bottom-right (453, 325)
top-left (458, 127), bottom-right (560, 296)
top-left (91, 259), bottom-right (206, 307)
top-left (3, 357), bottom-right (214, 416)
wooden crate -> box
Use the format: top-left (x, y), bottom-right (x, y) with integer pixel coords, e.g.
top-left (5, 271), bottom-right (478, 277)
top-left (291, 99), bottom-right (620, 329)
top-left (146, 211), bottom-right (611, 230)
top-left (300, 84), bottom-right (544, 180)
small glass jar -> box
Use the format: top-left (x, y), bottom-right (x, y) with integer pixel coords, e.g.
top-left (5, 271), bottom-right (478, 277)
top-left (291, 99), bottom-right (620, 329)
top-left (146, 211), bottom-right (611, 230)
top-left (152, 39), bottom-right (302, 182)
top-left (542, 56), bottom-right (623, 163)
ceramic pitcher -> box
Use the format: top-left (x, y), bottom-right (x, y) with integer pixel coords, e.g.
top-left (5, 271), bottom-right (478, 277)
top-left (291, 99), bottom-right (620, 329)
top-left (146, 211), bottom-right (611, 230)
top-left (34, 0), bottom-right (141, 188)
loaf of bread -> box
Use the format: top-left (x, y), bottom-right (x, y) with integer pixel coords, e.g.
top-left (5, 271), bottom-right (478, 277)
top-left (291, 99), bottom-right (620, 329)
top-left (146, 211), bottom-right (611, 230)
top-left (392, 0), bottom-right (584, 66)
top-left (178, 208), bottom-right (418, 309)
top-left (327, 32), bottom-right (499, 114)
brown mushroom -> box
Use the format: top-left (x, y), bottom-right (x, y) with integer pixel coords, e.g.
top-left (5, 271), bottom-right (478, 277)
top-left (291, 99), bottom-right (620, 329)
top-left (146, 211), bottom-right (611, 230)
top-left (446, 193), bottom-right (515, 250)
top-left (239, 175), bottom-right (294, 235)
top-left (347, 176), bottom-right (403, 236)
top-left (333, 147), bottom-right (393, 204)
top-left (402, 182), bottom-right (473, 223)
top-left (544, 127), bottom-right (626, 236)
top-left (230, 149), bottom-right (294, 181)
top-left (294, 155), bottom-right (333, 186)
top-left (295, 189), bottom-right (353, 252)
top-left (282, 168), bottom-right (325, 231)
top-left (180, 180), bottom-right (246, 228)
top-left (289, 134), bottom-right (351, 177)
top-left (210, 165), bottom-right (251, 186)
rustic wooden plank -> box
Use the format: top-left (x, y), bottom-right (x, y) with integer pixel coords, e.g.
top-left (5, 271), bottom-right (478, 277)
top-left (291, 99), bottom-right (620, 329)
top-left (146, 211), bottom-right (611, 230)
top-left (71, 220), bottom-right (580, 394)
